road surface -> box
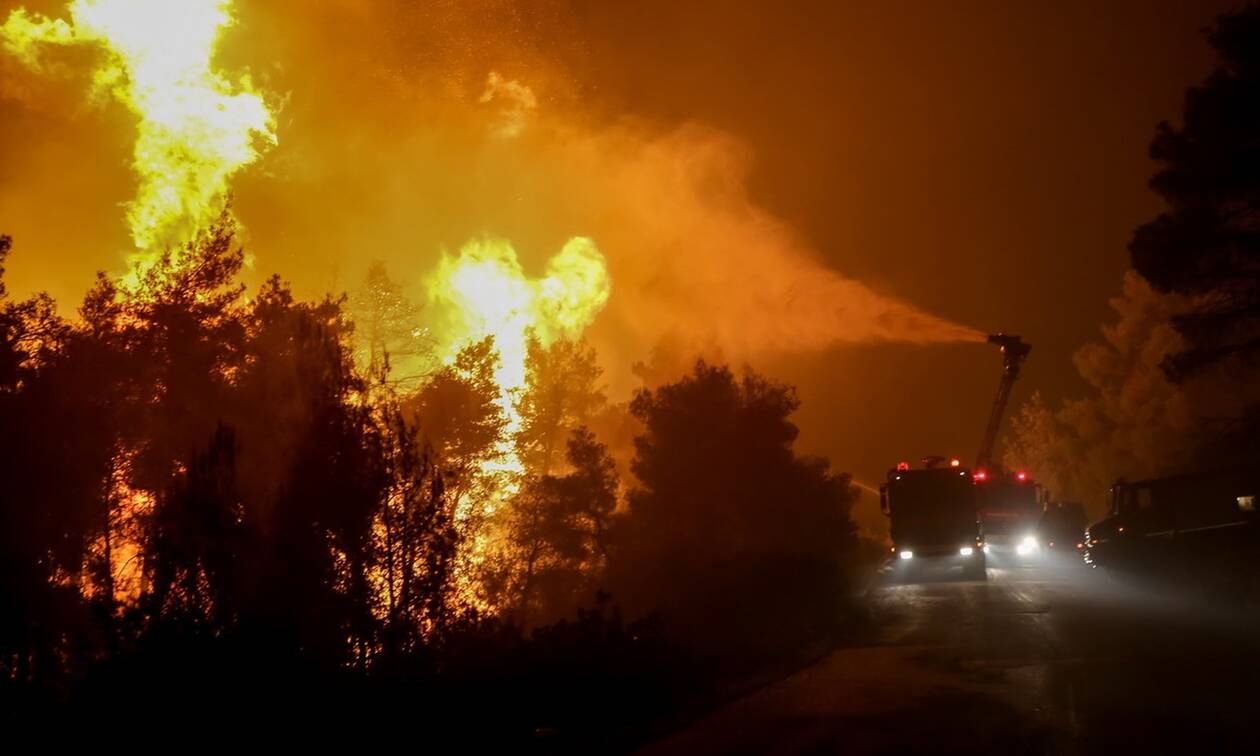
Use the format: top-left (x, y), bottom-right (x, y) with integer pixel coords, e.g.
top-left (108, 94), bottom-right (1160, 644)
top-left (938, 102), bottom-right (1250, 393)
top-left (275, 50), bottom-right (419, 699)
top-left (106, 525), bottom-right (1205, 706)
top-left (640, 549), bottom-right (1260, 755)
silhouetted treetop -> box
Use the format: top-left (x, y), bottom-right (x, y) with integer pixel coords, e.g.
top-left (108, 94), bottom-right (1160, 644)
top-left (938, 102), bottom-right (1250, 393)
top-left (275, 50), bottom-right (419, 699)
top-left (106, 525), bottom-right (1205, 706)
top-left (350, 261), bottom-right (432, 392)
top-left (498, 426), bottom-right (619, 626)
top-left (1130, 5), bottom-right (1260, 377)
top-left (515, 335), bottom-right (606, 476)
top-left (0, 234), bottom-right (10, 301)
top-left (406, 336), bottom-right (507, 491)
top-left (612, 360), bottom-right (858, 647)
top-left (629, 361), bottom-right (801, 497)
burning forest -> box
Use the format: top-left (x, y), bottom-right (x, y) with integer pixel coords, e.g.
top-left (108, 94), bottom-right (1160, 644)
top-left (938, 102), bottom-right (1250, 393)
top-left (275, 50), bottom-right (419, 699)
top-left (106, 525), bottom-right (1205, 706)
top-left (0, 0), bottom-right (957, 729)
top-left (4, 0), bottom-right (1260, 751)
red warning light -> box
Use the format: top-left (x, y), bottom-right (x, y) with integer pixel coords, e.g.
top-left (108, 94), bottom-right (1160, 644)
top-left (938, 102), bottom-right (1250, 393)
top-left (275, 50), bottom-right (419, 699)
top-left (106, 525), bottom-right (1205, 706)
top-left (896, 461), bottom-right (910, 472)
top-left (973, 469), bottom-right (988, 482)
top-left (1016, 471), bottom-right (1028, 481)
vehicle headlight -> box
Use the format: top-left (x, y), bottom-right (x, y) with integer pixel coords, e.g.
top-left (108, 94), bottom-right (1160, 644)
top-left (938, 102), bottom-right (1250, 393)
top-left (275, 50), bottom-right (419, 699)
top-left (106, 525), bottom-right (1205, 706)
top-left (959, 547), bottom-right (974, 556)
top-left (899, 550), bottom-right (914, 560)
top-left (1016, 535), bottom-right (1039, 555)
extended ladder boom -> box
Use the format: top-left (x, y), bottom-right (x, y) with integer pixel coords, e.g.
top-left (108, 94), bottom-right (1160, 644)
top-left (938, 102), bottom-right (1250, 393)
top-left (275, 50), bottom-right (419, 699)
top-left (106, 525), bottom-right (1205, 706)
top-left (976, 333), bottom-right (1031, 471)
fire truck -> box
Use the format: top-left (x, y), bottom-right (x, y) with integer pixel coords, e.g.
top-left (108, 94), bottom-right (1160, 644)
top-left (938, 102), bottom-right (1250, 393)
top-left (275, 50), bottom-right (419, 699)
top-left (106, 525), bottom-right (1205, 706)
top-left (879, 333), bottom-right (1039, 577)
top-left (972, 468), bottom-right (1041, 551)
top-left (970, 335), bottom-right (1041, 551)
top-left (881, 456), bottom-right (987, 579)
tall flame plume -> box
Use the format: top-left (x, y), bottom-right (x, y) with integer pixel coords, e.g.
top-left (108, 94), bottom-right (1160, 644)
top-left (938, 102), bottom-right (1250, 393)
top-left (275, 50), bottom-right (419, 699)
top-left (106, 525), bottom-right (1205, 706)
top-left (1, 0), bottom-right (276, 276)
top-left (424, 236), bottom-right (611, 474)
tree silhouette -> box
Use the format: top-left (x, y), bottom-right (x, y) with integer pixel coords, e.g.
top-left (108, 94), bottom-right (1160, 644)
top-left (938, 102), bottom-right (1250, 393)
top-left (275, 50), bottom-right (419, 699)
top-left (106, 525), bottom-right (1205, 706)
top-left (0, 234), bottom-right (118, 689)
top-left (514, 335), bottom-right (606, 476)
top-left (112, 218), bottom-right (248, 498)
top-left (146, 424), bottom-right (243, 628)
top-left (611, 361), bottom-right (859, 652)
top-left (552, 428), bottom-right (619, 568)
top-left (373, 404), bottom-right (459, 658)
top-left (405, 336), bottom-right (508, 509)
top-left (238, 274), bottom-right (384, 668)
top-left (1130, 6), bottom-right (1260, 378)
top-left (350, 260), bottom-right (433, 394)
top-left (499, 427), bottom-right (619, 627)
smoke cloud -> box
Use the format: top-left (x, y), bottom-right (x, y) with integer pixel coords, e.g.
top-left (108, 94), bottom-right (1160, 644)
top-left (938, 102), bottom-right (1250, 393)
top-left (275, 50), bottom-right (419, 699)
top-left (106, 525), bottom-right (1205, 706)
top-left (0, 0), bottom-right (982, 395)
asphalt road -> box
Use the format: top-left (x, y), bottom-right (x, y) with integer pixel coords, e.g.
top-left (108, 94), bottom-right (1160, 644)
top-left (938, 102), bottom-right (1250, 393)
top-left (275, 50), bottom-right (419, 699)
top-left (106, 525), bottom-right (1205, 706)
top-left (639, 548), bottom-right (1260, 755)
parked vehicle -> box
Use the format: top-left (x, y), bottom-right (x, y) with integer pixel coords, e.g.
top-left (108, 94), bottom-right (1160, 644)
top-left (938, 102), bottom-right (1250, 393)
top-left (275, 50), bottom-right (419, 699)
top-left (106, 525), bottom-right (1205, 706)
top-left (1084, 468), bottom-right (1260, 598)
top-left (1038, 500), bottom-right (1087, 552)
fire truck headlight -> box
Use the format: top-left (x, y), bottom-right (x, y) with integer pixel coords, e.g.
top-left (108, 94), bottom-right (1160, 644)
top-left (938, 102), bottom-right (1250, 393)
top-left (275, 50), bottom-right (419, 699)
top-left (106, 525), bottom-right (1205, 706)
top-left (1016, 535), bottom-right (1039, 556)
top-left (959, 547), bottom-right (974, 556)
top-left (899, 550), bottom-right (914, 560)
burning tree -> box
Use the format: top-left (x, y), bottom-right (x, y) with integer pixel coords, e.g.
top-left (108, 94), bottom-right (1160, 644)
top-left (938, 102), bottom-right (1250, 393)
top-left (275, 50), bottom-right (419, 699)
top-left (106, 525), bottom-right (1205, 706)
top-left (350, 261), bottom-right (434, 395)
top-left (514, 335), bottom-right (607, 477)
